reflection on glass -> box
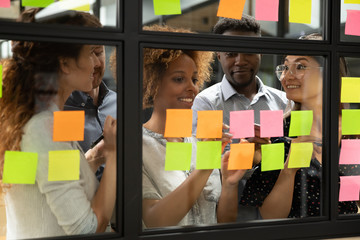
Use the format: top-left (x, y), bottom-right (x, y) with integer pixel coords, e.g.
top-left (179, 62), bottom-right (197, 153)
top-left (0, 9), bottom-right (118, 239)
top-left (338, 57), bottom-right (360, 215)
top-left (142, 0), bottom-right (323, 39)
top-left (142, 29), bottom-right (329, 232)
top-left (0, 0), bottom-right (118, 28)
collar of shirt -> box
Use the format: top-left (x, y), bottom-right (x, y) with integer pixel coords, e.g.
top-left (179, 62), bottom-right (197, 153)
top-left (220, 75), bottom-right (271, 102)
top-left (67, 81), bottom-right (110, 108)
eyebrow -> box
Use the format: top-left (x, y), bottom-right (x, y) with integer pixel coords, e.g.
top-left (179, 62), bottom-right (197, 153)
top-left (284, 57), bottom-right (310, 62)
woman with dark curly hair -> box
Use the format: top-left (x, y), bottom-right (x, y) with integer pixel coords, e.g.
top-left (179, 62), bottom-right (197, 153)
top-left (0, 9), bottom-right (117, 239)
top-left (142, 25), bottom-right (246, 228)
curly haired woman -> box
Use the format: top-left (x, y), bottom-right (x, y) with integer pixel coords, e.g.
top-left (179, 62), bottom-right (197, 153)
top-left (0, 9), bottom-right (116, 239)
top-left (142, 25), bottom-right (245, 228)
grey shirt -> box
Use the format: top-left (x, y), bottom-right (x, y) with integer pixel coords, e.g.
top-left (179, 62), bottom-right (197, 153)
top-left (142, 127), bottom-right (221, 228)
top-left (191, 75), bottom-right (288, 221)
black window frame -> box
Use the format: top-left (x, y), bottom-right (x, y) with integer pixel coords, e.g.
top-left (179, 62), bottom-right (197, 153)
top-left (1, 0), bottom-right (360, 239)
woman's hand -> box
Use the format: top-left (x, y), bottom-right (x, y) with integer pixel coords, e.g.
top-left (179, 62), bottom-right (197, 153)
top-left (221, 151), bottom-right (246, 187)
top-left (85, 140), bottom-right (106, 173)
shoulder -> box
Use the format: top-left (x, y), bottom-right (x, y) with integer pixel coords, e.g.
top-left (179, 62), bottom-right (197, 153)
top-left (194, 83), bottom-right (222, 109)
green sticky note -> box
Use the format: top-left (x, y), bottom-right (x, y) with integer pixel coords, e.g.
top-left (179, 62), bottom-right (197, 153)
top-left (345, 0), bottom-right (360, 3)
top-left (289, 0), bottom-right (312, 24)
top-left (288, 142), bottom-right (313, 168)
top-left (342, 109), bottom-right (360, 135)
top-left (2, 151), bottom-right (38, 184)
top-left (0, 65), bottom-right (2, 98)
top-left (48, 150), bottom-right (80, 181)
top-left (261, 143), bottom-right (284, 171)
top-left (341, 77), bottom-right (360, 103)
top-left (289, 110), bottom-right (313, 137)
top-left (165, 142), bottom-right (192, 171)
top-left (22, 0), bottom-right (54, 7)
top-left (196, 141), bottom-right (221, 169)
top-left (153, 0), bottom-right (181, 15)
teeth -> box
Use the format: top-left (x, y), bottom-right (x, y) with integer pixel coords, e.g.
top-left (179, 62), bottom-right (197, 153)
top-left (179, 98), bottom-right (193, 103)
top-left (287, 85), bottom-right (300, 89)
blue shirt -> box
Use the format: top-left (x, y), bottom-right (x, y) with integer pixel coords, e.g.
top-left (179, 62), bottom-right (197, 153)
top-left (64, 82), bottom-right (117, 179)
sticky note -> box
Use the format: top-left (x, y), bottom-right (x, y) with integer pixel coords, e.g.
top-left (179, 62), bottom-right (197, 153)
top-left (341, 77), bottom-right (360, 103)
top-left (289, 110), bottom-right (313, 137)
top-left (345, 0), bottom-right (360, 4)
top-left (289, 0), bottom-right (312, 24)
top-left (342, 109), bottom-right (360, 135)
top-left (339, 176), bottom-right (360, 202)
top-left (164, 109), bottom-right (192, 138)
top-left (287, 142), bottom-right (313, 168)
top-left (59, 0), bottom-right (90, 11)
top-left (345, 10), bottom-right (360, 36)
top-left (229, 110), bottom-right (254, 138)
top-left (260, 110), bottom-right (284, 138)
top-left (53, 111), bottom-right (85, 141)
top-left (217, 0), bottom-right (246, 20)
top-left (153, 0), bottom-right (181, 15)
top-left (48, 150), bottom-right (80, 181)
top-left (196, 141), bottom-right (222, 169)
top-left (261, 143), bottom-right (284, 171)
top-left (0, 65), bottom-right (2, 98)
top-left (0, 0), bottom-right (10, 8)
top-left (255, 0), bottom-right (279, 21)
top-left (339, 139), bottom-right (360, 164)
top-left (196, 110), bottom-right (223, 139)
top-left (22, 0), bottom-right (54, 7)
top-left (228, 143), bottom-right (255, 170)
top-left (2, 151), bottom-right (38, 184)
top-left (165, 142), bottom-right (192, 171)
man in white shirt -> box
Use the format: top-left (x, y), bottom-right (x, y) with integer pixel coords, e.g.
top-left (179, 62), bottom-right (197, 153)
top-left (192, 16), bottom-right (288, 221)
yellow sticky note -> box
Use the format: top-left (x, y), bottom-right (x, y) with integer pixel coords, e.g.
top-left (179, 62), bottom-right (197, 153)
top-left (217, 0), bottom-right (246, 20)
top-left (289, 0), bottom-right (312, 24)
top-left (22, 0), bottom-right (54, 7)
top-left (53, 111), bottom-right (85, 142)
top-left (288, 142), bottom-right (313, 168)
top-left (153, 0), bottom-right (181, 15)
top-left (48, 150), bottom-right (80, 181)
top-left (0, 65), bottom-right (2, 98)
top-left (59, 0), bottom-right (90, 11)
top-left (164, 109), bottom-right (192, 138)
top-left (2, 151), bottom-right (38, 184)
top-left (345, 0), bottom-right (360, 3)
top-left (196, 110), bottom-right (223, 139)
top-left (341, 77), bottom-right (360, 103)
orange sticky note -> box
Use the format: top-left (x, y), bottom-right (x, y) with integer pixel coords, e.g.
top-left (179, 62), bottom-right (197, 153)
top-left (164, 109), bottom-right (192, 138)
top-left (196, 110), bottom-right (223, 139)
top-left (228, 143), bottom-right (255, 170)
top-left (217, 0), bottom-right (246, 20)
top-left (53, 111), bottom-right (85, 141)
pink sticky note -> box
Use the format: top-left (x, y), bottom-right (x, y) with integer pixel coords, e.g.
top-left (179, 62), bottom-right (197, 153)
top-left (339, 139), bottom-right (360, 164)
top-left (339, 176), bottom-right (360, 202)
top-left (260, 110), bottom-right (283, 138)
top-left (229, 110), bottom-right (254, 138)
top-left (255, 0), bottom-right (279, 21)
top-left (0, 0), bottom-right (10, 8)
top-left (345, 10), bottom-right (360, 36)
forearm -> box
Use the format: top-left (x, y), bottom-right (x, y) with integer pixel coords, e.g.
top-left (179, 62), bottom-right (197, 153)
top-left (143, 169), bottom-right (212, 228)
top-left (217, 182), bottom-right (239, 223)
top-left (259, 169), bottom-right (297, 219)
top-left (91, 150), bottom-right (117, 232)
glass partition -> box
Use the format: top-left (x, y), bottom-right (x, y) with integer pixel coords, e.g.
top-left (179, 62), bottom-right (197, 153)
top-left (340, 1), bottom-right (360, 42)
top-left (142, 0), bottom-right (324, 40)
top-left (142, 44), bottom-right (326, 230)
top-left (0, 39), bottom-right (118, 239)
top-left (338, 57), bottom-right (360, 216)
top-left (0, 0), bottom-right (118, 28)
